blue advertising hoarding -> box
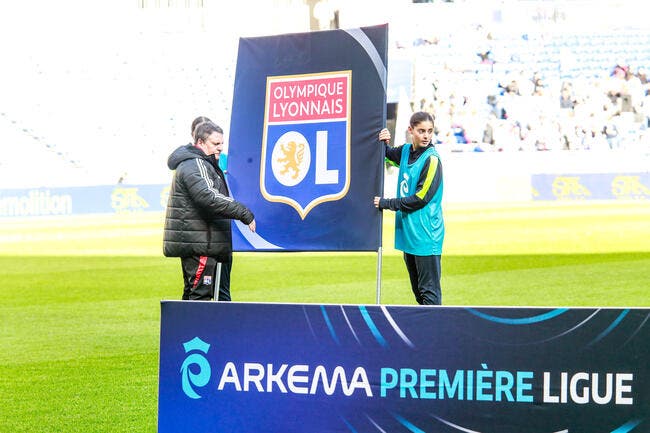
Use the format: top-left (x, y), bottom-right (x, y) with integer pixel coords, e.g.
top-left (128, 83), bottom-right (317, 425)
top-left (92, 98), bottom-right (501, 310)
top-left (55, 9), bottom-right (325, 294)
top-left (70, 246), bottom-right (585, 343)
top-left (158, 302), bottom-right (648, 432)
top-left (0, 184), bottom-right (169, 217)
top-left (226, 25), bottom-right (388, 251)
top-left (532, 173), bottom-right (650, 201)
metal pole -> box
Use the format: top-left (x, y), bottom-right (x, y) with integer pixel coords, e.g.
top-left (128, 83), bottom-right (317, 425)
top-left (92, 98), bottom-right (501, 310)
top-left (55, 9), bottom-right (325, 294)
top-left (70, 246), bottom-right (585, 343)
top-left (375, 246), bottom-right (382, 304)
top-left (213, 262), bottom-right (222, 301)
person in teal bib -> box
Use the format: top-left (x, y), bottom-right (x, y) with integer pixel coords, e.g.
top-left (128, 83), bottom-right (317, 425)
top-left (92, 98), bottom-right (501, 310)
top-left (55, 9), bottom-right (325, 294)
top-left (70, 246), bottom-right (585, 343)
top-left (374, 111), bottom-right (445, 305)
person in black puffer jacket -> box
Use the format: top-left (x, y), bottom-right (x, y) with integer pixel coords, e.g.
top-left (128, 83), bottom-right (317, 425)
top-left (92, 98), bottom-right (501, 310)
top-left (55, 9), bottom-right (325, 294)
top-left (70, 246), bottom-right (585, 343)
top-left (163, 120), bottom-right (256, 301)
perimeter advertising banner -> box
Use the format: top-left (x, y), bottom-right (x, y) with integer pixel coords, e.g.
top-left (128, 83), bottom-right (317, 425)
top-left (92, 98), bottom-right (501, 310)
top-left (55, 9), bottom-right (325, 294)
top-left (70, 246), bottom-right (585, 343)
top-left (0, 184), bottom-right (168, 217)
top-left (532, 173), bottom-right (650, 201)
top-left (158, 302), bottom-right (648, 433)
top-left (226, 25), bottom-right (388, 251)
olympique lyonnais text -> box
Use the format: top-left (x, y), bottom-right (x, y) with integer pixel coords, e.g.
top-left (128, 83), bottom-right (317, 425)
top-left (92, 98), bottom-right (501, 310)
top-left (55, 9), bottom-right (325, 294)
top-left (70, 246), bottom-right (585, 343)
top-left (268, 76), bottom-right (348, 123)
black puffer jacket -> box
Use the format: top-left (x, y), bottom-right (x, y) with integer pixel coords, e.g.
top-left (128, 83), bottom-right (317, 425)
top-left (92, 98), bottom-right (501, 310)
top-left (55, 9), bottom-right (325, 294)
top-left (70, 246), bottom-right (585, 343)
top-left (163, 144), bottom-right (254, 260)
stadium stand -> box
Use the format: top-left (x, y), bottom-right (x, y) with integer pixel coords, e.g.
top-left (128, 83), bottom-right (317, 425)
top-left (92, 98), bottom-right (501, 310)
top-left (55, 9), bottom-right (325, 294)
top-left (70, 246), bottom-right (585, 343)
top-left (1, 1), bottom-right (648, 189)
top-left (400, 23), bottom-right (650, 156)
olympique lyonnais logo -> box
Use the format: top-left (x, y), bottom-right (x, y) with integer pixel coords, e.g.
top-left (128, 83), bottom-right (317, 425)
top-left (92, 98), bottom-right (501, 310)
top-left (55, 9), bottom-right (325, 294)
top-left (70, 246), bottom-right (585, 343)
top-left (261, 71), bottom-right (351, 219)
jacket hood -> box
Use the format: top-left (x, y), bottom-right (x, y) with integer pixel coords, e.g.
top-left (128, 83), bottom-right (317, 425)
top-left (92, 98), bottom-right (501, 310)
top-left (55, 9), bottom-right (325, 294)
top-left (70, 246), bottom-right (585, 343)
top-left (167, 143), bottom-right (206, 170)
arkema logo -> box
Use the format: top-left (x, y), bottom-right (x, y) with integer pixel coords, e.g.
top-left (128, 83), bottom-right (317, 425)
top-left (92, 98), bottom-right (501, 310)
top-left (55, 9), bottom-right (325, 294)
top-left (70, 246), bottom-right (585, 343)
top-left (178, 340), bottom-right (371, 400)
top-left (180, 337), bottom-right (211, 399)
top-left (178, 347), bottom-right (636, 407)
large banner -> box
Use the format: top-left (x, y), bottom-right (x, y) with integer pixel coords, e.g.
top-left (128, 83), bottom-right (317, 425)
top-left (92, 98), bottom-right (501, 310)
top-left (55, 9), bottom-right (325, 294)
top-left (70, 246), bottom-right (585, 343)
top-left (227, 25), bottom-right (388, 251)
top-left (158, 302), bottom-right (648, 433)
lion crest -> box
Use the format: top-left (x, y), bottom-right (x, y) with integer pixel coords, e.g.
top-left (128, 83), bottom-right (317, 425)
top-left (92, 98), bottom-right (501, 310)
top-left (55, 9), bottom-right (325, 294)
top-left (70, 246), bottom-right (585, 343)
top-left (276, 140), bottom-right (305, 180)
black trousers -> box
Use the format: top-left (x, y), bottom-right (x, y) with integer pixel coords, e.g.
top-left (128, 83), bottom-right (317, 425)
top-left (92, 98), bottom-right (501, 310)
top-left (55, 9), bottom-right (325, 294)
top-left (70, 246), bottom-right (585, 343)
top-left (403, 253), bottom-right (442, 305)
top-left (180, 256), bottom-right (232, 301)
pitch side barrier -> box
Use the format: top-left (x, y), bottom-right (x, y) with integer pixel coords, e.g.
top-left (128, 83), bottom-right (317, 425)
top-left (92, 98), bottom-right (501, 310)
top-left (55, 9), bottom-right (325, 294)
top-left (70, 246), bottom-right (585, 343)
top-left (158, 302), bottom-right (648, 433)
top-left (0, 184), bottom-right (168, 217)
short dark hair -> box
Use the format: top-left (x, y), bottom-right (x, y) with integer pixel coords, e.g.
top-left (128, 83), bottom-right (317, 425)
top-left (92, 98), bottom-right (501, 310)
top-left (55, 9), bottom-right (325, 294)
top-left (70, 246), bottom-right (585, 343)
top-left (191, 116), bottom-right (212, 141)
top-left (193, 121), bottom-right (223, 144)
top-left (410, 111), bottom-right (435, 127)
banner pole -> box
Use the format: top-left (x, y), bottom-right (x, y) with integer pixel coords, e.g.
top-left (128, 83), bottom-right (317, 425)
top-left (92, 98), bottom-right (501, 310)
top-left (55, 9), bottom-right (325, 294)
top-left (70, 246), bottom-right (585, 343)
top-left (376, 246), bottom-right (382, 304)
top-left (376, 133), bottom-right (386, 306)
top-left (213, 262), bottom-right (222, 302)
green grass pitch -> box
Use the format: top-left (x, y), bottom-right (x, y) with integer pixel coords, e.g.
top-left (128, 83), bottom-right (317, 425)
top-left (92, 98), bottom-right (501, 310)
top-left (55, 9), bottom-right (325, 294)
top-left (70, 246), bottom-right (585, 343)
top-left (0, 201), bottom-right (648, 432)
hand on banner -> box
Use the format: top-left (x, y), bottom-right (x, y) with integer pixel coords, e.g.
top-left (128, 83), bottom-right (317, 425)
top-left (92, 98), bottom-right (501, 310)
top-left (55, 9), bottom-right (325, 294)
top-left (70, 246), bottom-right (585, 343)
top-left (378, 128), bottom-right (391, 144)
top-left (248, 219), bottom-right (256, 233)
top-left (375, 128), bottom-right (390, 210)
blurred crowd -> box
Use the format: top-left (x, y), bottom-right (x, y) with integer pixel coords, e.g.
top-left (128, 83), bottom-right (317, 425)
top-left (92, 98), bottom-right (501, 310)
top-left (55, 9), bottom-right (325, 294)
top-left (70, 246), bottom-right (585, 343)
top-left (400, 28), bottom-right (650, 154)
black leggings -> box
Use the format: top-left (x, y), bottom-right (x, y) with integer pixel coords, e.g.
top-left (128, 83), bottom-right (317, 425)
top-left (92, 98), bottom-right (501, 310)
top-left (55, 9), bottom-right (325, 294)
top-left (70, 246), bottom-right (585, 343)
top-left (403, 253), bottom-right (442, 305)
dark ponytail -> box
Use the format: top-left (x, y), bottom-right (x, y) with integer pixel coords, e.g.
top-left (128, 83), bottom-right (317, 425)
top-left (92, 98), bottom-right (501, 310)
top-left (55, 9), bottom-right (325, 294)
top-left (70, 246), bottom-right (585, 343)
top-left (409, 111), bottom-right (434, 127)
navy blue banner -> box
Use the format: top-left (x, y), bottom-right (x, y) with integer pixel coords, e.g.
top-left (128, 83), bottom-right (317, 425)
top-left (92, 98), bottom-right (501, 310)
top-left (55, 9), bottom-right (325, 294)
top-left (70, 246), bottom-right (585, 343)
top-left (158, 302), bottom-right (648, 433)
top-left (226, 25), bottom-right (388, 251)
